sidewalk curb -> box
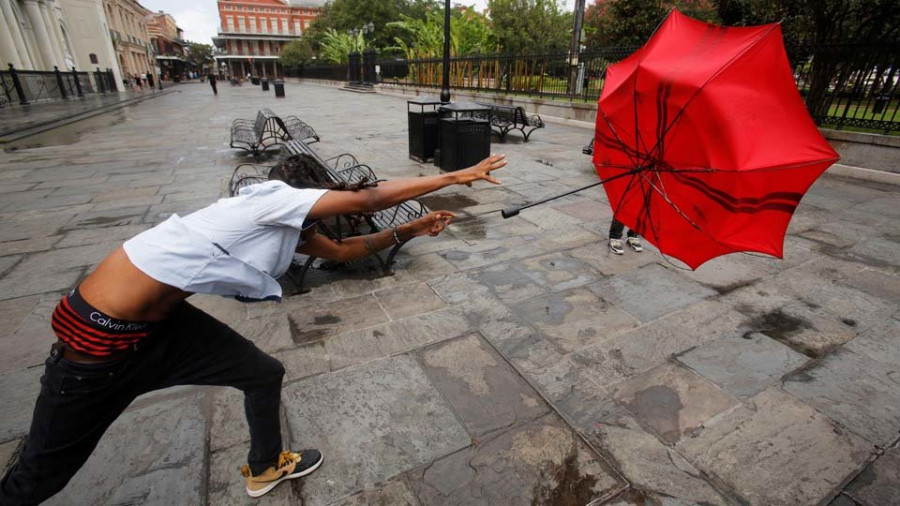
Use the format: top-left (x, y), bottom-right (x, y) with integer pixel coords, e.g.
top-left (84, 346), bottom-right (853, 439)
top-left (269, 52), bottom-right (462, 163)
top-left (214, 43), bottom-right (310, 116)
top-left (826, 163), bottom-right (900, 186)
top-left (0, 90), bottom-right (176, 144)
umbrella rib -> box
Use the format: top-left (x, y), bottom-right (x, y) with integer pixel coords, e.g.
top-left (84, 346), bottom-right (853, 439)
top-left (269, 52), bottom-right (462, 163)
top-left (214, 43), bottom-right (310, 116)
top-left (645, 23), bottom-right (782, 163)
top-left (597, 108), bottom-right (643, 169)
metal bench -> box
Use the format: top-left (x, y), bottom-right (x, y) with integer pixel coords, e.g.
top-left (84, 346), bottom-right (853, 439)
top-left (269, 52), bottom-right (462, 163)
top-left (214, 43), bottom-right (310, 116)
top-left (476, 103), bottom-right (544, 142)
top-left (273, 115), bottom-right (320, 144)
top-left (230, 108), bottom-right (281, 155)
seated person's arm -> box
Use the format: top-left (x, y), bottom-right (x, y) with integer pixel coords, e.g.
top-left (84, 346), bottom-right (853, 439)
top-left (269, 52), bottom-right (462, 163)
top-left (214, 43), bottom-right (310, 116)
top-left (296, 211), bottom-right (455, 262)
top-left (307, 155), bottom-right (506, 220)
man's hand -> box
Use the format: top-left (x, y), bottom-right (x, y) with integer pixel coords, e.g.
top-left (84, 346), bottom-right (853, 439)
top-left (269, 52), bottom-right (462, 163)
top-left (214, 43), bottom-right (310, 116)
top-left (453, 155), bottom-right (507, 187)
top-left (403, 211), bottom-right (456, 238)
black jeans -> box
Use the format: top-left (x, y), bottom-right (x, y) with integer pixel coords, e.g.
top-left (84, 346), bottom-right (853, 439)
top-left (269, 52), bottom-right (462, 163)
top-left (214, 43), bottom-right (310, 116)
top-left (609, 218), bottom-right (638, 240)
top-left (0, 302), bottom-right (284, 505)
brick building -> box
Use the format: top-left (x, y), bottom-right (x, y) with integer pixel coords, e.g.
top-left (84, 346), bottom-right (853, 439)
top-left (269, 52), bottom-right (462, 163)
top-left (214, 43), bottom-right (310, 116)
top-left (213, 0), bottom-right (323, 79)
top-left (147, 11), bottom-right (189, 81)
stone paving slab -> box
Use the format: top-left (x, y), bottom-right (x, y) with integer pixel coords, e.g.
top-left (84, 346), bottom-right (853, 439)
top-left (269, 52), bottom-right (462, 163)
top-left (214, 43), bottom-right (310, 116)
top-left (0, 439), bottom-right (20, 475)
top-left (678, 388), bottom-right (872, 506)
top-left (783, 348), bottom-right (900, 446)
top-left (417, 333), bottom-right (549, 437)
top-left (843, 445), bottom-right (900, 506)
top-left (570, 300), bottom-right (747, 389)
top-left (410, 414), bottom-right (624, 505)
top-left (677, 332), bottom-right (808, 399)
top-left (612, 362), bottom-right (740, 445)
top-left (45, 390), bottom-right (207, 506)
top-left (281, 354), bottom-right (471, 506)
top-left (512, 287), bottom-right (639, 354)
top-left (587, 404), bottom-right (731, 505)
top-left (0, 367), bottom-right (43, 441)
top-left (588, 263), bottom-right (718, 323)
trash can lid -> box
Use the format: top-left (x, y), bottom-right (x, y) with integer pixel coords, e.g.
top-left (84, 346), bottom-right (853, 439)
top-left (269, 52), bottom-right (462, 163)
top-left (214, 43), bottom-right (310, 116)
top-left (408, 96), bottom-right (446, 105)
top-left (439, 102), bottom-right (491, 112)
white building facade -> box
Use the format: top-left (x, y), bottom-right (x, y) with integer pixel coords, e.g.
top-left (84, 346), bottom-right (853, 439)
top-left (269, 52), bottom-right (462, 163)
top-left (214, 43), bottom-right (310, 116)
top-left (1, 0), bottom-right (156, 93)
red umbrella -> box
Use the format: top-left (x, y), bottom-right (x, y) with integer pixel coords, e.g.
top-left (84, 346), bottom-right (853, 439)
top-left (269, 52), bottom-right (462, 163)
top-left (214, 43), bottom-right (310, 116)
top-left (593, 10), bottom-right (839, 269)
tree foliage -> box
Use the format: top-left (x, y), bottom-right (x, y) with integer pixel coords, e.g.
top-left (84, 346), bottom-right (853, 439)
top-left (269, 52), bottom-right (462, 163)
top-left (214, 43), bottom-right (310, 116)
top-left (584, 0), bottom-right (718, 48)
top-left (318, 28), bottom-right (365, 63)
top-left (717, 0), bottom-right (900, 43)
top-left (279, 39), bottom-right (314, 67)
top-left (188, 42), bottom-right (214, 65)
top-left (386, 7), bottom-right (493, 59)
top-left (488, 0), bottom-right (572, 54)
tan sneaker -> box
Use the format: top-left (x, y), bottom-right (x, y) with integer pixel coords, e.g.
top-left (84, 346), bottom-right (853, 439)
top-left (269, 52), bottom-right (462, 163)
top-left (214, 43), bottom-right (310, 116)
top-left (241, 449), bottom-right (323, 498)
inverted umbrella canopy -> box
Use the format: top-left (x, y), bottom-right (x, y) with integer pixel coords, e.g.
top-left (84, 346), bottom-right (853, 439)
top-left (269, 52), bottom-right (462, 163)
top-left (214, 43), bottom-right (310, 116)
top-left (593, 10), bottom-right (839, 269)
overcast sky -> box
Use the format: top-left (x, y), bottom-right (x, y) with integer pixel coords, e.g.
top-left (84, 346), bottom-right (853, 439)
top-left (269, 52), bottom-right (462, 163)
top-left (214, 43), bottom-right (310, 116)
top-left (139, 0), bottom-right (575, 46)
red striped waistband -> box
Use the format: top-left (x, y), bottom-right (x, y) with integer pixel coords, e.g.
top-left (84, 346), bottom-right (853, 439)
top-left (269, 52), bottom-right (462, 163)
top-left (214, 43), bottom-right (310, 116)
top-left (51, 288), bottom-right (155, 357)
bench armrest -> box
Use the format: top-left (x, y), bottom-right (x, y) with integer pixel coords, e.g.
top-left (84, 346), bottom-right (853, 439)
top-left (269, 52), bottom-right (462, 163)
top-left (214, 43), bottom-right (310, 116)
top-left (335, 164), bottom-right (379, 185)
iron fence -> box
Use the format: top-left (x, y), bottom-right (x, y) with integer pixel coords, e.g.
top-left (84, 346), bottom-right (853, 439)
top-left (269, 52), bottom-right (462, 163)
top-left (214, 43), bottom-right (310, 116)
top-left (284, 64), bottom-right (347, 81)
top-left (786, 42), bottom-right (899, 133)
top-left (372, 43), bottom-right (899, 133)
top-left (0, 65), bottom-right (116, 108)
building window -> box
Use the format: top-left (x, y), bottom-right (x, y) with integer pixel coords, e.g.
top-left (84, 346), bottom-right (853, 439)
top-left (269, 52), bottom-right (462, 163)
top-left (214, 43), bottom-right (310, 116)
top-left (90, 53), bottom-right (99, 64)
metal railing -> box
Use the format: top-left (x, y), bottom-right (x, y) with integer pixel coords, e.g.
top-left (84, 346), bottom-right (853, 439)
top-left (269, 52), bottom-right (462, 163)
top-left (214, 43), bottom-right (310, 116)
top-left (284, 64), bottom-right (347, 81)
top-left (292, 41), bottom-right (899, 133)
top-left (0, 64), bottom-right (117, 108)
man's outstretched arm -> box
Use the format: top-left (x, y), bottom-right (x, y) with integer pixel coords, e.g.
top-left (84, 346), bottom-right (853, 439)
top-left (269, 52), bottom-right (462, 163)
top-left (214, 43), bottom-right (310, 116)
top-left (307, 155), bottom-right (506, 220)
top-left (296, 211), bottom-right (456, 262)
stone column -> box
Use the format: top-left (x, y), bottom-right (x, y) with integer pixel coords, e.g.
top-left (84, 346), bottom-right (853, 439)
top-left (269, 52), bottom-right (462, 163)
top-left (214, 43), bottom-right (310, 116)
top-left (39, 0), bottom-right (65, 67)
top-left (0, 2), bottom-right (22, 68)
top-left (1, 0), bottom-right (34, 68)
top-left (22, 0), bottom-right (56, 69)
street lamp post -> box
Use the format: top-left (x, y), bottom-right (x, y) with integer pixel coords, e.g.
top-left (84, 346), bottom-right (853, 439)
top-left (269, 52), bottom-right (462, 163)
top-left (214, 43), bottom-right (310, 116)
top-left (440, 0), bottom-right (450, 103)
top-left (348, 28), bottom-right (361, 84)
top-left (362, 21), bottom-right (376, 85)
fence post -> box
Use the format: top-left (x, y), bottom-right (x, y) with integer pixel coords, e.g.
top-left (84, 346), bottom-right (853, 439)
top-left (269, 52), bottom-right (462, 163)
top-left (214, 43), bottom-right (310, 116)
top-left (8, 63), bottom-right (29, 105)
top-left (96, 67), bottom-right (105, 93)
top-left (72, 67), bottom-right (83, 97)
top-left (54, 66), bottom-right (67, 100)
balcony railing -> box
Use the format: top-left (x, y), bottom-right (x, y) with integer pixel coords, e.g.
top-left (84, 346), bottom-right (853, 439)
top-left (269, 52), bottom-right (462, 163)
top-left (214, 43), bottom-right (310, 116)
top-left (219, 28), bottom-right (301, 37)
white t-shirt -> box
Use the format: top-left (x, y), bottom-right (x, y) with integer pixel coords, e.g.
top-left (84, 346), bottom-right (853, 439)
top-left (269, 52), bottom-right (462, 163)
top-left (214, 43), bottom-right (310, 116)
top-left (123, 181), bottom-right (327, 302)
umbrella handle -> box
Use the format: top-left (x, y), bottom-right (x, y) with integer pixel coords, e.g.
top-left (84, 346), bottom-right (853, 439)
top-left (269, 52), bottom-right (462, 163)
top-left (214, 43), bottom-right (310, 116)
top-left (501, 170), bottom-right (638, 219)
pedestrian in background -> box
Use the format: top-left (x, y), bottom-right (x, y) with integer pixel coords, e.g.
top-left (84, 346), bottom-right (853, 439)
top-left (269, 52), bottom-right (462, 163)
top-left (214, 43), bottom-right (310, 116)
top-left (208, 73), bottom-right (218, 96)
top-left (608, 218), bottom-right (642, 255)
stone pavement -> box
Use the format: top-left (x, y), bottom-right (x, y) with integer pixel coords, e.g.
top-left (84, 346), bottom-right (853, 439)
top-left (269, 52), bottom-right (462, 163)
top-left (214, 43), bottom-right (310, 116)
top-left (0, 82), bottom-right (898, 505)
top-left (0, 88), bottom-right (166, 139)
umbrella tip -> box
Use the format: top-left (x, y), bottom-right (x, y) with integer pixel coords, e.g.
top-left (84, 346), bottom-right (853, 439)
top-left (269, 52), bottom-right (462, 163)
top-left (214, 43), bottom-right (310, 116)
top-left (501, 207), bottom-right (520, 219)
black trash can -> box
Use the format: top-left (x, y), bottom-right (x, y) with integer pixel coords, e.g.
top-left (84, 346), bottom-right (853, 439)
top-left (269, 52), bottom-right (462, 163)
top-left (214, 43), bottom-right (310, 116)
top-left (437, 102), bottom-right (492, 171)
top-left (251, 75), bottom-right (260, 85)
top-left (274, 79), bottom-right (285, 98)
top-left (261, 78), bottom-right (269, 91)
top-left (408, 97), bottom-right (446, 162)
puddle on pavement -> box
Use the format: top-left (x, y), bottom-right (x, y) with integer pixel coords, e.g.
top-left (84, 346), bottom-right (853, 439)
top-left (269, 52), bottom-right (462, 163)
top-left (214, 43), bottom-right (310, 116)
top-left (418, 194), bottom-right (478, 213)
top-left (4, 110), bottom-right (128, 151)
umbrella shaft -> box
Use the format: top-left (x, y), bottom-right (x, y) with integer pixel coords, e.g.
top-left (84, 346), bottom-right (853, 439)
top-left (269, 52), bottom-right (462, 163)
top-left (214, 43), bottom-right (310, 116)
top-left (501, 170), bottom-right (638, 219)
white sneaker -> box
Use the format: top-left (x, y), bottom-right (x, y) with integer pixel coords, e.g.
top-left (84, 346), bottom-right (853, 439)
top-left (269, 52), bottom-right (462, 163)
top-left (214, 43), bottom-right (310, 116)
top-left (609, 238), bottom-right (624, 255)
top-left (627, 236), bottom-right (643, 253)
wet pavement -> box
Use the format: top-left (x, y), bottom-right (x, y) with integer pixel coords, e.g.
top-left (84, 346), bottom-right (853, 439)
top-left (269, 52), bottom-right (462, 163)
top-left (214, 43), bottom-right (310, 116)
top-left (0, 87), bottom-right (166, 140)
top-left (0, 82), bottom-right (898, 505)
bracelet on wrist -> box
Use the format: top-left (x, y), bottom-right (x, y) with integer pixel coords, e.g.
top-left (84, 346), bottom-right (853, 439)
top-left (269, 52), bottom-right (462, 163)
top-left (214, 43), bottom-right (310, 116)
top-left (392, 227), bottom-right (401, 244)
